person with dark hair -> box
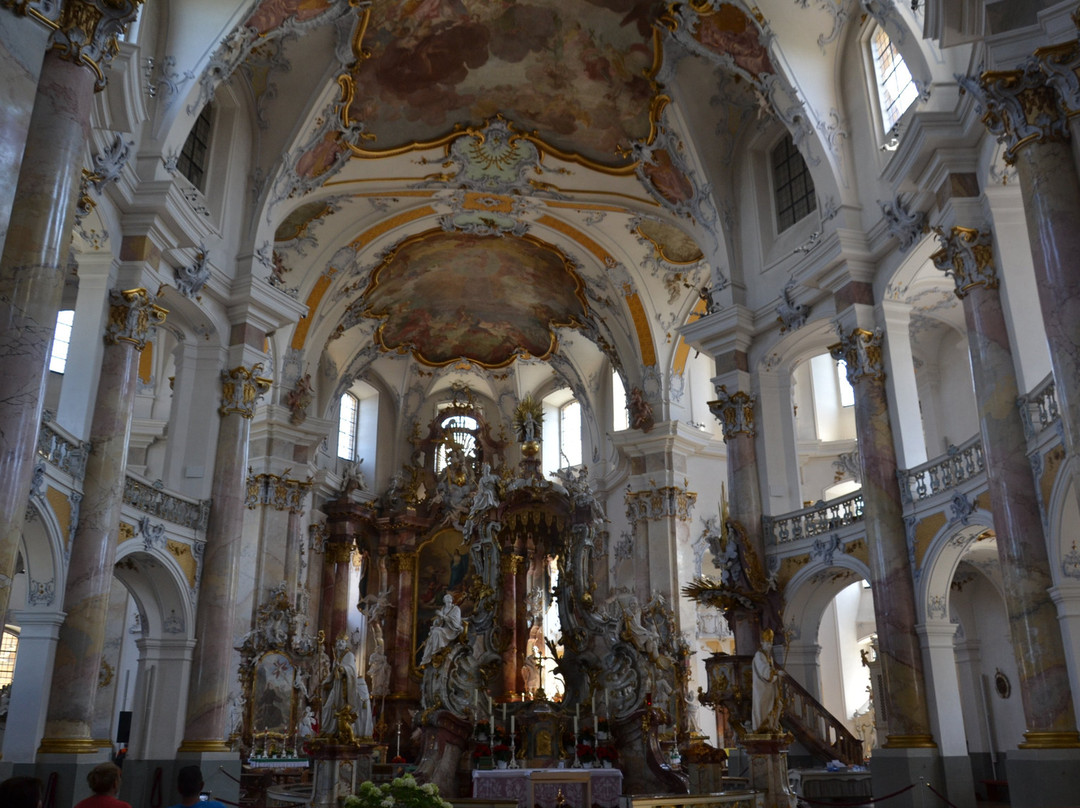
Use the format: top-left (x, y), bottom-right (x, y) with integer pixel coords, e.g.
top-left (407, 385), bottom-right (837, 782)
top-left (169, 765), bottom-right (226, 808)
top-left (74, 762), bottom-right (131, 808)
top-left (0, 775), bottom-right (44, 808)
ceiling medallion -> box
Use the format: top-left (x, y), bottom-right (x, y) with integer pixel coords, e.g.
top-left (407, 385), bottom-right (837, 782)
top-left (358, 229), bottom-right (589, 369)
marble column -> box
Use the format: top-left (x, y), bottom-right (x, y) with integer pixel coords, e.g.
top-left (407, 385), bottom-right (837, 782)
top-left (180, 364), bottom-right (271, 751)
top-left (499, 551), bottom-right (523, 697)
top-left (319, 539), bottom-right (355, 647)
top-left (830, 326), bottom-right (935, 747)
top-left (390, 551), bottom-right (417, 694)
top-left (932, 226), bottom-right (1080, 746)
top-left (0, 0), bottom-right (141, 635)
top-left (284, 482), bottom-right (312, 606)
top-left (39, 289), bottom-right (166, 753)
top-left (708, 383), bottom-right (768, 654)
top-left (976, 58), bottom-right (1080, 459)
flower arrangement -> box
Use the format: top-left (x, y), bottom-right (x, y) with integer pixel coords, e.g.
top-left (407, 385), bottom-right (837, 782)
top-left (596, 746), bottom-right (617, 763)
top-left (492, 744), bottom-right (511, 763)
top-left (345, 775), bottom-right (452, 808)
top-left (576, 743), bottom-right (595, 764)
top-left (473, 744), bottom-right (491, 760)
top-left (476, 721), bottom-right (491, 737)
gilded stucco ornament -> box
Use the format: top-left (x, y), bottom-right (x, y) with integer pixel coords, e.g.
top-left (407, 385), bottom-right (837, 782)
top-left (46, 0), bottom-right (144, 88)
top-left (829, 328), bottom-right (885, 385)
top-left (879, 195), bottom-right (927, 252)
top-left (220, 364), bottom-right (272, 418)
top-left (105, 288), bottom-right (168, 350)
top-left (930, 226), bottom-right (999, 298)
top-left (708, 385), bottom-right (756, 441)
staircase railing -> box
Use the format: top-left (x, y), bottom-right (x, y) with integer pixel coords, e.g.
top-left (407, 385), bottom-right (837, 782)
top-left (781, 673), bottom-right (864, 766)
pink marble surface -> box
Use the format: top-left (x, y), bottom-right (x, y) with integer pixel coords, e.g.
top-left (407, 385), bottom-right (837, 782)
top-left (393, 558), bottom-right (414, 692)
top-left (851, 365), bottom-right (934, 742)
top-left (43, 339), bottom-right (139, 740)
top-left (501, 562), bottom-right (518, 695)
top-left (963, 281), bottom-right (1076, 734)
top-left (183, 408), bottom-right (253, 744)
top-left (1016, 141), bottom-right (1080, 457)
top-left (0, 54), bottom-right (95, 633)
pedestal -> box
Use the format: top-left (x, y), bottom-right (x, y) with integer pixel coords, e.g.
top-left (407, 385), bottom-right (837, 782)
top-left (1005, 748), bottom-right (1080, 808)
top-left (309, 742), bottom-right (362, 808)
top-left (870, 747), bottom-right (944, 808)
top-left (742, 734), bottom-right (796, 808)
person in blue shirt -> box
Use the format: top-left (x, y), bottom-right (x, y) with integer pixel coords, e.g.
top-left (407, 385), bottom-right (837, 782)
top-left (169, 766), bottom-right (227, 808)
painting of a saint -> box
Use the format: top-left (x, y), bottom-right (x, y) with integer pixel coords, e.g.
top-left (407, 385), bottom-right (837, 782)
top-left (413, 529), bottom-right (472, 667)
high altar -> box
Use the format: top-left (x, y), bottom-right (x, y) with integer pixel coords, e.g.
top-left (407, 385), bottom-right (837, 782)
top-left (322, 387), bottom-right (694, 798)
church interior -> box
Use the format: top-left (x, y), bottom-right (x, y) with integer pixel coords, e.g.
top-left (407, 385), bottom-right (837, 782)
top-left (3, 1), bottom-right (1080, 807)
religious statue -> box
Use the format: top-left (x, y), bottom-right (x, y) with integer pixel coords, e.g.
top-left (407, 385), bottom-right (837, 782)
top-left (342, 458), bottom-right (367, 493)
top-left (623, 596), bottom-right (664, 664)
top-left (751, 628), bottom-right (782, 733)
top-left (355, 673), bottom-right (374, 739)
top-left (368, 638), bottom-right (391, 697)
top-left (628, 387), bottom-right (655, 432)
top-left (298, 705), bottom-right (316, 738)
top-left (419, 593), bottom-right (464, 666)
top-left (287, 373), bottom-right (314, 425)
top-left (513, 396), bottom-right (543, 444)
top-left (321, 637), bottom-right (358, 739)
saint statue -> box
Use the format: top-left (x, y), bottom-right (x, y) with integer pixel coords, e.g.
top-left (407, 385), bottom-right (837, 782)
top-left (419, 593), bottom-right (464, 666)
top-left (355, 673), bottom-right (374, 739)
top-left (751, 628), bottom-right (782, 733)
top-left (321, 638), bottom-right (358, 738)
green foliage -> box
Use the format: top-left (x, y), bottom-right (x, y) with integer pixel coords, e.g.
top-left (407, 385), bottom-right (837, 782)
top-left (344, 775), bottom-right (454, 808)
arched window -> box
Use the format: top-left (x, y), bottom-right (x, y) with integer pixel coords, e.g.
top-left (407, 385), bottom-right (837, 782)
top-left (337, 392), bottom-right (359, 460)
top-left (435, 413), bottom-right (479, 474)
top-left (771, 134), bottom-right (817, 233)
top-left (0, 628), bottom-right (18, 688)
top-left (612, 370), bottom-right (629, 431)
top-left (178, 105), bottom-right (213, 190)
top-left (557, 400), bottom-right (582, 469)
top-left (870, 26), bottom-right (918, 131)
top-left (48, 309), bottom-right (75, 374)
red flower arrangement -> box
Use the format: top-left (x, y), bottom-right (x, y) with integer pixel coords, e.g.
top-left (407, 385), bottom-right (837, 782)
top-left (492, 744), bottom-right (511, 762)
top-left (596, 746), bottom-right (617, 762)
top-left (473, 744), bottom-right (491, 759)
top-left (576, 744), bottom-right (595, 763)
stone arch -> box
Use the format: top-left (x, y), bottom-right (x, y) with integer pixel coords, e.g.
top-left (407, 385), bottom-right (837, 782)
top-left (916, 506), bottom-right (996, 623)
top-left (1046, 453), bottom-right (1080, 586)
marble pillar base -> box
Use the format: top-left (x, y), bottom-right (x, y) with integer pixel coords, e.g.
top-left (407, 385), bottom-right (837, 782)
top-left (940, 756), bottom-right (976, 808)
top-left (309, 742), bottom-right (362, 808)
top-left (869, 747), bottom-right (944, 808)
top-left (742, 734), bottom-right (796, 808)
top-left (1005, 748), bottom-right (1080, 808)
top-left (175, 749), bottom-right (242, 807)
top-left (32, 752), bottom-right (112, 808)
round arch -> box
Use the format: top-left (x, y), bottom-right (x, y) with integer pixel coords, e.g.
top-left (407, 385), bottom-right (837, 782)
top-left (916, 507), bottom-right (995, 624)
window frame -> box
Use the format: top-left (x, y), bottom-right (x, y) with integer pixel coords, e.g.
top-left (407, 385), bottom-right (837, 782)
top-left (337, 392), bottom-right (359, 461)
top-left (177, 104), bottom-right (213, 191)
top-left (869, 24), bottom-right (919, 134)
top-left (48, 309), bottom-right (75, 374)
top-left (769, 133), bottom-right (818, 234)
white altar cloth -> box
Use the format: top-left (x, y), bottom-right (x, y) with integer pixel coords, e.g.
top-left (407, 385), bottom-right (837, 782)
top-left (472, 767), bottom-right (623, 808)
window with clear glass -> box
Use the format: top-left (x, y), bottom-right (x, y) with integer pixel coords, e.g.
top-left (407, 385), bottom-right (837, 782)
top-left (557, 400), bottom-right (582, 469)
top-left (337, 393), bottom-right (359, 460)
top-left (837, 361), bottom-right (855, 407)
top-left (0, 629), bottom-right (18, 688)
top-left (49, 309), bottom-right (75, 373)
top-left (771, 134), bottom-right (817, 233)
top-left (435, 414), bottom-right (479, 474)
top-left (612, 370), bottom-right (629, 431)
top-left (871, 26), bottom-right (918, 131)
top-left (178, 105), bottom-right (213, 190)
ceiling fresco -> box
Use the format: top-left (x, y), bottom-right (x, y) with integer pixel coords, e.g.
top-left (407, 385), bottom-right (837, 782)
top-left (358, 230), bottom-right (589, 368)
top-left (341, 0), bottom-right (664, 167)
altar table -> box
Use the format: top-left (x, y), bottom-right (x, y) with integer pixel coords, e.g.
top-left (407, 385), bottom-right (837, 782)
top-left (472, 767), bottom-right (623, 808)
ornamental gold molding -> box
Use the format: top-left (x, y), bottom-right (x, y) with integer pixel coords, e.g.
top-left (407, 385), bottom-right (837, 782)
top-left (48, 0), bottom-right (144, 89)
top-left (500, 553), bottom-right (524, 575)
top-left (219, 364), bottom-right (272, 418)
top-left (324, 541), bottom-right (355, 565)
top-left (930, 226), bottom-right (999, 298)
top-left (38, 736), bottom-right (101, 754)
top-left (625, 481), bottom-right (697, 524)
top-left (708, 386), bottom-right (756, 441)
top-left (105, 288), bottom-right (167, 350)
top-left (391, 551), bottom-right (417, 573)
top-left (830, 328), bottom-right (885, 386)
top-left (244, 471), bottom-right (313, 512)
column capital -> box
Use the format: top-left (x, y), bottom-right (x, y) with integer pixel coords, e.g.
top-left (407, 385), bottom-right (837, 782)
top-left (930, 226), bottom-right (999, 298)
top-left (104, 288), bottom-right (167, 350)
top-left (219, 364), bottom-right (271, 419)
top-left (324, 541), bottom-right (355, 565)
top-left (707, 385), bottom-right (756, 440)
top-left (49, 0), bottom-right (144, 89)
top-left (391, 551), bottom-right (417, 573)
top-left (971, 57), bottom-right (1070, 164)
top-left (500, 553), bottom-right (525, 574)
top-left (829, 328), bottom-right (885, 385)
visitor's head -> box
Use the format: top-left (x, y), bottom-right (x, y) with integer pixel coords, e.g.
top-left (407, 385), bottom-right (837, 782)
top-left (87, 762), bottom-right (122, 796)
top-left (177, 765), bottom-right (206, 799)
top-left (0, 776), bottom-right (44, 808)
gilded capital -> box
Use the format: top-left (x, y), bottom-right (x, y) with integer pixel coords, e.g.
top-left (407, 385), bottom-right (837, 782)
top-left (829, 328), bottom-right (884, 386)
top-left (930, 227), bottom-right (999, 298)
top-left (971, 57), bottom-right (1069, 164)
top-left (49, 0), bottom-right (144, 89)
top-left (391, 551), bottom-right (417, 572)
top-left (500, 553), bottom-right (524, 575)
top-left (219, 364), bottom-right (272, 418)
top-left (707, 386), bottom-right (756, 440)
top-left (105, 288), bottom-right (167, 350)
top-left (325, 541), bottom-right (355, 565)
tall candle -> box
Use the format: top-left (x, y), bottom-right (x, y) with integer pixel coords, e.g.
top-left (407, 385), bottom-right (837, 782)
top-left (511, 715), bottom-right (516, 733)
top-left (605, 689), bottom-right (610, 717)
top-left (592, 690), bottom-right (597, 717)
top-left (574, 716), bottom-right (579, 734)
top-left (575, 704), bottom-right (580, 719)
top-left (502, 703), bottom-right (507, 721)
top-left (474, 690), bottom-right (478, 712)
top-left (488, 693), bottom-right (494, 711)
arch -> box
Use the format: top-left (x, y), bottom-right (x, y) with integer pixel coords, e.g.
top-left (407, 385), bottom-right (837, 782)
top-left (19, 495), bottom-right (69, 610)
top-left (916, 507), bottom-right (996, 623)
top-left (113, 545), bottom-right (196, 641)
top-left (782, 554), bottom-right (873, 646)
top-left (1047, 453), bottom-right (1080, 586)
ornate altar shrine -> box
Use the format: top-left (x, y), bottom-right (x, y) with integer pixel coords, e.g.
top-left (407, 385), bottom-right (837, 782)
top-left (330, 387), bottom-right (694, 798)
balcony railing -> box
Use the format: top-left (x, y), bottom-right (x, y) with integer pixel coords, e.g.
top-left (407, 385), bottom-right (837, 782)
top-left (123, 473), bottom-right (211, 532)
top-left (763, 492), bottom-right (864, 545)
top-left (37, 415), bottom-right (89, 483)
top-left (897, 434), bottom-right (983, 504)
top-left (1018, 374), bottom-right (1059, 441)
